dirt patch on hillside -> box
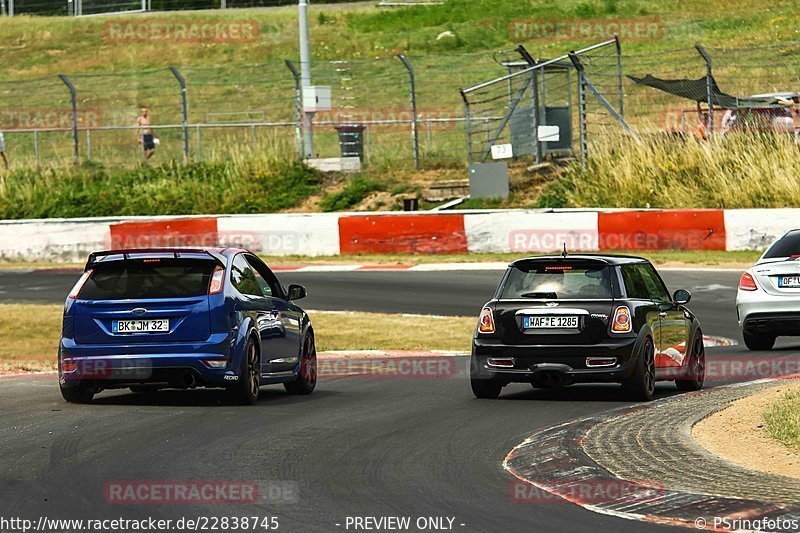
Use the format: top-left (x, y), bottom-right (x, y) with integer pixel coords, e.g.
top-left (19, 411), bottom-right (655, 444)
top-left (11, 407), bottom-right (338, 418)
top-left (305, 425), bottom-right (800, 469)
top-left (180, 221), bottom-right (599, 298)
top-left (693, 381), bottom-right (800, 479)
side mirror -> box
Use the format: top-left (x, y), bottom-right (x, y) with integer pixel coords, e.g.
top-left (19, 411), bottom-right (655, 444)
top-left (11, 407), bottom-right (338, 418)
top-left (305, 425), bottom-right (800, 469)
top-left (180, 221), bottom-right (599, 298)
top-left (673, 289), bottom-right (691, 305)
top-left (288, 284), bottom-right (307, 301)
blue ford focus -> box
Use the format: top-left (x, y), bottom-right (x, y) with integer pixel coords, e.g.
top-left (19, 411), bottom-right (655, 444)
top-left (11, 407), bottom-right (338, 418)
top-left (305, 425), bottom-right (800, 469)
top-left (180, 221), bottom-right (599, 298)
top-left (59, 248), bottom-right (316, 405)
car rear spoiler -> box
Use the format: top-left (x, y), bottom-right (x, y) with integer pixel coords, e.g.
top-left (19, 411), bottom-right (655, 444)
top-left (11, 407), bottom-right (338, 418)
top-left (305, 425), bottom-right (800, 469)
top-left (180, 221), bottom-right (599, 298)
top-left (85, 248), bottom-right (225, 271)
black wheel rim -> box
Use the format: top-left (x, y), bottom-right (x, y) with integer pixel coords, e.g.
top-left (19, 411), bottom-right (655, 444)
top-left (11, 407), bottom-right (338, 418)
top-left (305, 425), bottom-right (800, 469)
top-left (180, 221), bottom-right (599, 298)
top-left (301, 337), bottom-right (317, 387)
top-left (644, 341), bottom-right (656, 395)
top-left (248, 342), bottom-right (259, 398)
top-left (692, 337), bottom-right (706, 387)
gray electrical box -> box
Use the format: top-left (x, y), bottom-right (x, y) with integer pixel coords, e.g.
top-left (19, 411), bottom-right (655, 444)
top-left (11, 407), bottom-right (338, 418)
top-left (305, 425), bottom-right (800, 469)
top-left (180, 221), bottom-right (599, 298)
top-left (469, 162), bottom-right (509, 200)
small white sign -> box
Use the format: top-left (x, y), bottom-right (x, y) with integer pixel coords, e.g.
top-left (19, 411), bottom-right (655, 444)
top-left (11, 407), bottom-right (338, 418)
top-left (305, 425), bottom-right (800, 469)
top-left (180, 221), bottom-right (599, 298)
top-left (538, 125), bottom-right (560, 142)
top-left (491, 143), bottom-right (513, 160)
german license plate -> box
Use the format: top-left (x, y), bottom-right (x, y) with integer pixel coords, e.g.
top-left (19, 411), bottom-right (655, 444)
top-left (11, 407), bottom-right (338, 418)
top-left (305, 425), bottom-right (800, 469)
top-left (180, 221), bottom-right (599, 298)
top-left (524, 316), bottom-right (579, 329)
top-left (778, 276), bottom-right (800, 288)
top-left (113, 319), bottom-right (170, 334)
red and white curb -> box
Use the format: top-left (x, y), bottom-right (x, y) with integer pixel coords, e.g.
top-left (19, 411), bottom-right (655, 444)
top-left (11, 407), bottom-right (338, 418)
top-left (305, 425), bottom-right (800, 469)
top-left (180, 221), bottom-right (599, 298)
top-left (503, 376), bottom-right (800, 531)
top-left (2, 208), bottom-right (797, 262)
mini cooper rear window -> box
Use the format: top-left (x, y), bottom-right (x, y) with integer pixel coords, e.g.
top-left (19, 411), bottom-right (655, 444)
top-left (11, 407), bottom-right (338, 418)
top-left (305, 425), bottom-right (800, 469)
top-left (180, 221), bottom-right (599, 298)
top-left (764, 231), bottom-right (800, 259)
top-left (501, 263), bottom-right (612, 299)
top-left (78, 259), bottom-right (216, 300)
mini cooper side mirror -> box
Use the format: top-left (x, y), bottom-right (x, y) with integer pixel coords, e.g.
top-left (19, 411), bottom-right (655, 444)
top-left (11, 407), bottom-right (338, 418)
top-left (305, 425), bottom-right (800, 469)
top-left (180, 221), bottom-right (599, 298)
top-left (288, 284), bottom-right (307, 301)
top-left (673, 289), bottom-right (691, 305)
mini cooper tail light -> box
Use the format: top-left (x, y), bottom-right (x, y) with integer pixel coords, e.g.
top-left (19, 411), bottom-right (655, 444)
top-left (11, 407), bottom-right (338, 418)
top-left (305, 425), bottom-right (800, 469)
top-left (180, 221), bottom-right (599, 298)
top-left (209, 266), bottom-right (225, 295)
top-left (611, 306), bottom-right (632, 333)
top-left (68, 270), bottom-right (93, 299)
top-left (738, 272), bottom-right (758, 291)
top-left (478, 307), bottom-right (495, 334)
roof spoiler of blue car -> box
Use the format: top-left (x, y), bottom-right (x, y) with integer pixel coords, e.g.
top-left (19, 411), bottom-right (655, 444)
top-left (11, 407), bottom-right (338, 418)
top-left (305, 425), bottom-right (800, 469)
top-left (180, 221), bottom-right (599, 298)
top-left (85, 248), bottom-right (226, 271)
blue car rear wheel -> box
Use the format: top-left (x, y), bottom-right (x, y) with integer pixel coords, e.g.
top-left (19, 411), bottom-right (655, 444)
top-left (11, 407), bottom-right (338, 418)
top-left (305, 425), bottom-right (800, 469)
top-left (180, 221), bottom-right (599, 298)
top-left (229, 337), bottom-right (260, 405)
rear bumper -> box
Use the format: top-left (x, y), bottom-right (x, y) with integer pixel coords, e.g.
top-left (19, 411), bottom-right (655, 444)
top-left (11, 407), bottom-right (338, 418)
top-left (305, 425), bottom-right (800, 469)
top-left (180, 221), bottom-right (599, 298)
top-left (59, 333), bottom-right (235, 388)
top-left (472, 337), bottom-right (639, 384)
top-left (737, 290), bottom-right (800, 335)
top-left (741, 312), bottom-right (800, 336)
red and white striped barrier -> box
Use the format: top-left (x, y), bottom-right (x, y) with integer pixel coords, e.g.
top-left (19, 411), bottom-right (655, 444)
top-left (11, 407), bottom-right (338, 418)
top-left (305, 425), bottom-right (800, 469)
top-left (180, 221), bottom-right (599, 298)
top-left (0, 209), bottom-right (796, 262)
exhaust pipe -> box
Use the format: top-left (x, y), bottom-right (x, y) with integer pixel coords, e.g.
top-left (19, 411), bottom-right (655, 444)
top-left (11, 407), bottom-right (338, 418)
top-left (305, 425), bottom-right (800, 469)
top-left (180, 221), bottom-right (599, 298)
top-left (180, 371), bottom-right (198, 389)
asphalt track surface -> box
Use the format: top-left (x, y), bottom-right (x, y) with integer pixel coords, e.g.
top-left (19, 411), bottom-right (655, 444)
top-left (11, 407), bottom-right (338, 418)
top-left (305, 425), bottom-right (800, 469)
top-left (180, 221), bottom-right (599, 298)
top-left (1, 267), bottom-right (796, 533)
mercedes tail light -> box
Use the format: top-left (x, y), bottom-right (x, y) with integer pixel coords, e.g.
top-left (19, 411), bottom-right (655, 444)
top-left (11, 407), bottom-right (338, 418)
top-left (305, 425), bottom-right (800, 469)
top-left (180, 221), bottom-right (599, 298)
top-left (738, 272), bottom-right (758, 291)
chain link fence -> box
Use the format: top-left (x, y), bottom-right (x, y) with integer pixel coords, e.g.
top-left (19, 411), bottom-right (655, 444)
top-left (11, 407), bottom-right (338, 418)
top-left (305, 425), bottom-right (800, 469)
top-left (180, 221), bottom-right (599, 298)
top-left (4, 39), bottom-right (800, 171)
top-left (1, 0), bottom-right (358, 17)
top-left (0, 52), bottom-right (517, 169)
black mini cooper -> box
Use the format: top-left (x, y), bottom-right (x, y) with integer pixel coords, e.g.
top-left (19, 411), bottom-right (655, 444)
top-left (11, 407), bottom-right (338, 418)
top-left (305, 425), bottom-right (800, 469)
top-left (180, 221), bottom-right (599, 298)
top-left (471, 255), bottom-right (705, 401)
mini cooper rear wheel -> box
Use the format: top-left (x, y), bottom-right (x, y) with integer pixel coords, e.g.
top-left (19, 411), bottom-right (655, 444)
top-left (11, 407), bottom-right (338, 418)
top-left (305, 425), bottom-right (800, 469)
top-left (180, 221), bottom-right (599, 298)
top-left (470, 355), bottom-right (503, 399)
top-left (285, 334), bottom-right (317, 395)
top-left (743, 332), bottom-right (776, 351)
top-left (622, 337), bottom-right (656, 401)
top-left (676, 332), bottom-right (705, 392)
top-left (229, 337), bottom-right (260, 405)
top-left (60, 382), bottom-right (94, 404)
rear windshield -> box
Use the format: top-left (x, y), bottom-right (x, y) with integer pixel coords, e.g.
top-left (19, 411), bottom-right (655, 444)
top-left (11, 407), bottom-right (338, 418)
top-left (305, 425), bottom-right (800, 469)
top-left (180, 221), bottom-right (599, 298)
top-left (79, 259), bottom-right (216, 300)
top-left (764, 232), bottom-right (800, 259)
top-left (501, 262), bottom-right (612, 299)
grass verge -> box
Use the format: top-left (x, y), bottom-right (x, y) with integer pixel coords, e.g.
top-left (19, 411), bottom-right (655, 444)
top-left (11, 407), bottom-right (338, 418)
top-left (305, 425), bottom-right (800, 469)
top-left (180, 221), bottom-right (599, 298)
top-left (536, 134), bottom-right (800, 209)
top-left (0, 304), bottom-right (473, 374)
top-left (261, 249), bottom-right (761, 268)
top-left (764, 389), bottom-right (800, 452)
top-left (0, 156), bottom-right (323, 219)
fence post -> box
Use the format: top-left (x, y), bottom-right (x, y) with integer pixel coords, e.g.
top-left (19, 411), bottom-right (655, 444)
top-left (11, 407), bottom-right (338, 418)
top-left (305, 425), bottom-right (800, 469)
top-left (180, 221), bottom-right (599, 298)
top-left (58, 74), bottom-right (79, 163)
top-left (33, 130), bottom-right (39, 165)
top-left (695, 44), bottom-right (713, 135)
top-left (169, 66), bottom-right (190, 160)
top-left (220, 0), bottom-right (226, 7)
top-left (460, 90), bottom-right (472, 167)
top-left (396, 54), bottom-right (420, 169)
top-left (614, 34), bottom-right (624, 117)
top-left (285, 60), bottom-right (304, 158)
top-left (532, 68), bottom-right (542, 164)
top-left (7, 0), bottom-right (13, 16)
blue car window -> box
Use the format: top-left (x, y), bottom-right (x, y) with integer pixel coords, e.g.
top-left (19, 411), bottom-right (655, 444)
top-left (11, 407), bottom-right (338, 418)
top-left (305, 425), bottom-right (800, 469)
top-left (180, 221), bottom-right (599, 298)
top-left (230, 254), bottom-right (264, 297)
top-left (79, 259), bottom-right (215, 300)
top-left (245, 255), bottom-right (283, 298)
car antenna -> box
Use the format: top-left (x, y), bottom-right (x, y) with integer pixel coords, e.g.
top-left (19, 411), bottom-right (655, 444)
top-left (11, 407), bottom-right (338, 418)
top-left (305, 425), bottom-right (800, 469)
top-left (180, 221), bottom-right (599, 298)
top-left (562, 243), bottom-right (568, 258)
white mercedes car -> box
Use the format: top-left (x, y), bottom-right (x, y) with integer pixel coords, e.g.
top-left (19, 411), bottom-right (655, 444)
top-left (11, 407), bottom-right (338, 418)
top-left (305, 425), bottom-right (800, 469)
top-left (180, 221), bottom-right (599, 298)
top-left (736, 229), bottom-right (800, 350)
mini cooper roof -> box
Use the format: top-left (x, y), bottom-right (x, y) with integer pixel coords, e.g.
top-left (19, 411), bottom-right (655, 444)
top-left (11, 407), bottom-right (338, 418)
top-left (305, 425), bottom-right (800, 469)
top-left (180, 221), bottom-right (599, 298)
top-left (509, 254), bottom-right (650, 267)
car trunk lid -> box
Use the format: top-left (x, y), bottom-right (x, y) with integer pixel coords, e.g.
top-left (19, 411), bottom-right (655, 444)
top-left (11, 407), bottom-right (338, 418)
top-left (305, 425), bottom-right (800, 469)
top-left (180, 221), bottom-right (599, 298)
top-left (753, 259), bottom-right (800, 296)
top-left (494, 258), bottom-right (618, 345)
top-left (71, 255), bottom-right (216, 345)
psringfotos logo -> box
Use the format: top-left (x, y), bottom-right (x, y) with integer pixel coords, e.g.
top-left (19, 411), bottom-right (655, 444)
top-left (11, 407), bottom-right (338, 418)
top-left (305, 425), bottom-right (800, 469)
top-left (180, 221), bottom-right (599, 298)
top-left (104, 19), bottom-right (260, 44)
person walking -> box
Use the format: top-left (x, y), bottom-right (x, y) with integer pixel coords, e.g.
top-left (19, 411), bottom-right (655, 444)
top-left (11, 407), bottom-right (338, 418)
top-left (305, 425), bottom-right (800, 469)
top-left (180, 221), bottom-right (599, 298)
top-left (136, 107), bottom-right (157, 159)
